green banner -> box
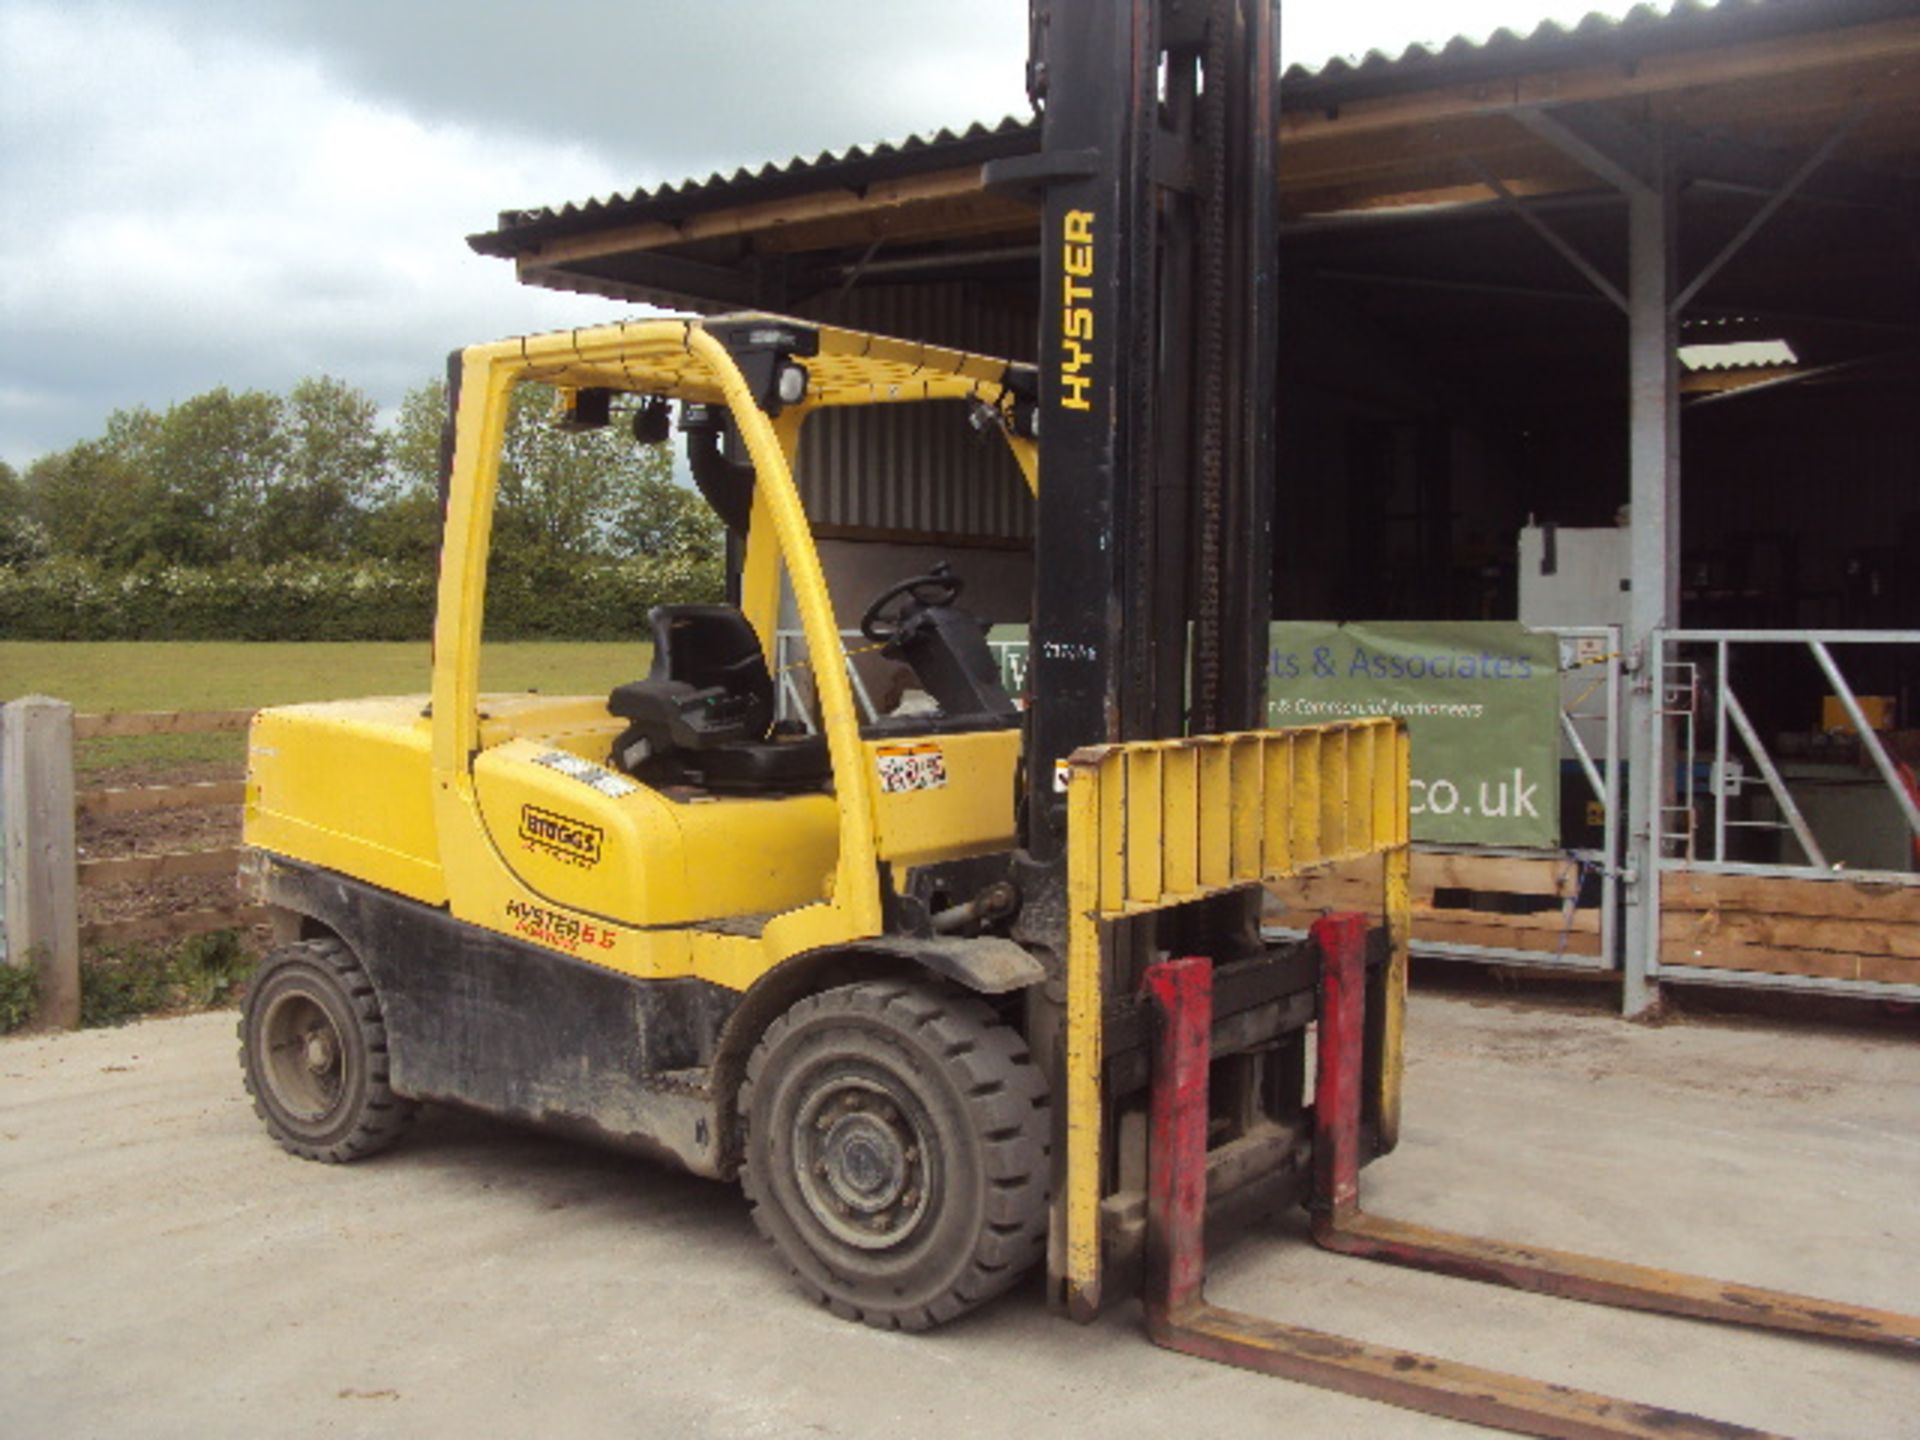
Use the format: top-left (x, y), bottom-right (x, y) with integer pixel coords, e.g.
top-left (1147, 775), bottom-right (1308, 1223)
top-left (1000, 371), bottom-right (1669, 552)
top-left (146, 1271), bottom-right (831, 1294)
top-left (986, 620), bottom-right (1560, 847)
top-left (1268, 621), bottom-right (1560, 846)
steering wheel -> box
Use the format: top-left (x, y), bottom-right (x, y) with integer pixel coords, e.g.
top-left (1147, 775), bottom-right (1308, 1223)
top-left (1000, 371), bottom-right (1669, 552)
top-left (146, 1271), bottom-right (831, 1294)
top-left (860, 566), bottom-right (965, 643)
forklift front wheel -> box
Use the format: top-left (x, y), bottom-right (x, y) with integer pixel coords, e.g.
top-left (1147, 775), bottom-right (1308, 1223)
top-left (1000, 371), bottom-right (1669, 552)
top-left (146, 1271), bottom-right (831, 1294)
top-left (239, 937), bottom-right (415, 1163)
top-left (740, 980), bottom-right (1049, 1330)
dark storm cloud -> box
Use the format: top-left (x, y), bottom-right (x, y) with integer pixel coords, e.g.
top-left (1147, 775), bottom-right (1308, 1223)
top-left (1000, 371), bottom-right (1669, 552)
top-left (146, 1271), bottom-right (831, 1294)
top-left (127, 1), bottom-right (1034, 203)
top-left (0, 0), bottom-right (1654, 467)
top-left (0, 1), bottom-right (1029, 467)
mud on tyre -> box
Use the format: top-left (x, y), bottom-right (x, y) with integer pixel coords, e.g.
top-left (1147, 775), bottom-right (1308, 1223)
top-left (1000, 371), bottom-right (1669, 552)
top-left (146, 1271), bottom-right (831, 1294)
top-left (740, 979), bottom-right (1051, 1330)
top-left (239, 936), bottom-right (415, 1162)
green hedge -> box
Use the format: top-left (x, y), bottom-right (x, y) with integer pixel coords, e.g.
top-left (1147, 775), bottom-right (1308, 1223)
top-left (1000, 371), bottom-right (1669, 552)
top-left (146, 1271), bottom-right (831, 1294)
top-left (0, 555), bottom-right (724, 641)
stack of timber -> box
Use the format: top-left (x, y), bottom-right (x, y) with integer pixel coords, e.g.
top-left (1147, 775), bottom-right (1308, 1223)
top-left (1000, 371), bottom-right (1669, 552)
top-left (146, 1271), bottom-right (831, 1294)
top-left (1264, 850), bottom-right (1600, 960)
top-left (1661, 870), bottom-right (1920, 986)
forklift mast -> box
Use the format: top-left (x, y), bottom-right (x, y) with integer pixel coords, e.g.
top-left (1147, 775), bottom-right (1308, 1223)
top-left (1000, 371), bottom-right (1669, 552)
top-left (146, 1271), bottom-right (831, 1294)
top-left (992, 6), bottom-right (1920, 1432)
top-left (1000, 0), bottom-right (1279, 862)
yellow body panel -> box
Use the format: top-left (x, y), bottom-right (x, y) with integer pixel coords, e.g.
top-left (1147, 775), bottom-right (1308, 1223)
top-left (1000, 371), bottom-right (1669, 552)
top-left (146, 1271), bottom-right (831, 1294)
top-left (472, 738), bottom-right (838, 930)
top-left (473, 692), bottom-right (627, 758)
top-left (470, 739), bottom-right (688, 924)
top-left (864, 727), bottom-right (1020, 866)
top-left (245, 698), bottom-right (445, 904)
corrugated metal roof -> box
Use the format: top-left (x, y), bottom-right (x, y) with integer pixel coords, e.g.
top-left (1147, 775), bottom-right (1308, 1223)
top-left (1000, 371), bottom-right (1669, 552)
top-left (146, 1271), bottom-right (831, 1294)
top-left (473, 118), bottom-right (1038, 256)
top-left (1276, 0), bottom-right (1909, 101)
top-left (471, 0), bottom-right (1909, 256)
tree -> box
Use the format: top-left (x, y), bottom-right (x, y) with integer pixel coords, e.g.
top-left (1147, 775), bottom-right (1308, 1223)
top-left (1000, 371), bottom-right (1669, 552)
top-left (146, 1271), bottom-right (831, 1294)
top-left (366, 377), bottom-right (720, 571)
top-left (25, 407), bottom-right (160, 565)
top-left (137, 387), bottom-right (286, 566)
top-left (493, 385), bottom-right (630, 558)
top-left (253, 376), bottom-right (385, 563)
top-left (14, 371), bottom-right (721, 582)
top-left (362, 379), bottom-right (448, 564)
top-left (610, 464), bottom-right (723, 563)
top-left (0, 460), bottom-right (48, 568)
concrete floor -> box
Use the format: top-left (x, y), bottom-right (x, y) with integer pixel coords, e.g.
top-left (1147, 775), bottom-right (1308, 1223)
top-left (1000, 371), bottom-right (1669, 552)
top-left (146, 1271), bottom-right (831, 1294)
top-left (2, 991), bottom-right (1915, 1440)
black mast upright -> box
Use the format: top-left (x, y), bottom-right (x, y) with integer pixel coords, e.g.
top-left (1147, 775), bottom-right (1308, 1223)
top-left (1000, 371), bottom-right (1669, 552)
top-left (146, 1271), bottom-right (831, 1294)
top-left (988, 0), bottom-right (1283, 1316)
top-left (993, 0), bottom-right (1279, 863)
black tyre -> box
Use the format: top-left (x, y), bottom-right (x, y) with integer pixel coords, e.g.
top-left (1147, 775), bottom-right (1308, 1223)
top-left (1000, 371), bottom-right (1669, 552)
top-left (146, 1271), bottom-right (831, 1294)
top-left (740, 980), bottom-right (1050, 1330)
top-left (239, 937), bottom-right (415, 1162)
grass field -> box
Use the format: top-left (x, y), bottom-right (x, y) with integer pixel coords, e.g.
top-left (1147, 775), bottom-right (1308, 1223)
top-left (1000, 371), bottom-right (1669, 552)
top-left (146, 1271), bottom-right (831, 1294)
top-left (1, 641), bottom-right (652, 771)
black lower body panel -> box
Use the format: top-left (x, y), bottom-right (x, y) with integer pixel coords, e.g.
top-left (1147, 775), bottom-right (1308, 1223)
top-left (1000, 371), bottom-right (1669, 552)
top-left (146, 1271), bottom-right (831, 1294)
top-left (257, 858), bottom-right (738, 1177)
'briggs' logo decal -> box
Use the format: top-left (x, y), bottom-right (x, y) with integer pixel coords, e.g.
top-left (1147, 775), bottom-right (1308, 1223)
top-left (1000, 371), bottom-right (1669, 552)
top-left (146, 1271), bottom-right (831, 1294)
top-left (518, 804), bottom-right (603, 867)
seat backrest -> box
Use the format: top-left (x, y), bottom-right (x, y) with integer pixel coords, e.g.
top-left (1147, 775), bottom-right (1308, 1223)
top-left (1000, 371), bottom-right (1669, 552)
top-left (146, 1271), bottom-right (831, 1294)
top-left (647, 604), bottom-right (774, 740)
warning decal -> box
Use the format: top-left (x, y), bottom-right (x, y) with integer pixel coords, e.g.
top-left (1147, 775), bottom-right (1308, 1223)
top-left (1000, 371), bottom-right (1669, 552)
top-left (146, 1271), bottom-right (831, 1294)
top-left (875, 742), bottom-right (948, 794)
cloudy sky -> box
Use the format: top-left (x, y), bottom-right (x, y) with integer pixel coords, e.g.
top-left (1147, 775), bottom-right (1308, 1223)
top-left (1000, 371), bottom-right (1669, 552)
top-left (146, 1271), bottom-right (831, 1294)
top-left (0, 0), bottom-right (1668, 469)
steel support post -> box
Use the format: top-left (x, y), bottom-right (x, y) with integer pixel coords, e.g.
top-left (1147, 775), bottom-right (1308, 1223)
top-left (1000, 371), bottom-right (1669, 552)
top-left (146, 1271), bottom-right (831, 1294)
top-left (1513, 105), bottom-right (1868, 1013)
top-left (1485, 106), bottom-right (1676, 1013)
top-left (1621, 136), bottom-right (1678, 1019)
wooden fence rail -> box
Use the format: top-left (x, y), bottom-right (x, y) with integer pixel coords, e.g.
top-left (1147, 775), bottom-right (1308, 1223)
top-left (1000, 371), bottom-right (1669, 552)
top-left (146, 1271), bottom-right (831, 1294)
top-left (71, 709), bottom-right (255, 741)
top-left (3, 697), bottom-right (257, 1029)
top-left (79, 846), bottom-right (249, 889)
top-left (77, 781), bottom-right (248, 820)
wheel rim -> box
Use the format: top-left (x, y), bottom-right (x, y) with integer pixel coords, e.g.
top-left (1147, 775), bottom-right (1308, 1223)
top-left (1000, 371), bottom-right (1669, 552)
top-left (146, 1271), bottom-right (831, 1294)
top-left (791, 1072), bottom-right (932, 1251)
top-left (260, 989), bottom-right (347, 1123)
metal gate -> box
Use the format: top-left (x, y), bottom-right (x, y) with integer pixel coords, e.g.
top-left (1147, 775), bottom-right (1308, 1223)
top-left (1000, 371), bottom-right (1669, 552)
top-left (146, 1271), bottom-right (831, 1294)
top-left (1644, 629), bottom-right (1920, 1002)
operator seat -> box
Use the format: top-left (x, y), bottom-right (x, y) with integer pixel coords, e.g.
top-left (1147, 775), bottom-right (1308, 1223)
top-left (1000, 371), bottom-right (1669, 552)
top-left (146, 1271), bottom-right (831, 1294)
top-left (607, 605), bottom-right (830, 793)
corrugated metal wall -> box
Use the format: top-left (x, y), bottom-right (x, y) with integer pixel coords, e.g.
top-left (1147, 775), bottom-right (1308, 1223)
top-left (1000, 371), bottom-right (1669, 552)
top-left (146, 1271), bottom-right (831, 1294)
top-left (792, 282), bottom-right (1037, 544)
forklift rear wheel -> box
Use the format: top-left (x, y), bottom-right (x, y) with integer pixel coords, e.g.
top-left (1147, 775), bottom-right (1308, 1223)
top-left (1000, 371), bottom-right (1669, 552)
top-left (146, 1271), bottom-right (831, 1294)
top-left (741, 980), bottom-right (1049, 1330)
top-left (239, 937), bottom-right (415, 1163)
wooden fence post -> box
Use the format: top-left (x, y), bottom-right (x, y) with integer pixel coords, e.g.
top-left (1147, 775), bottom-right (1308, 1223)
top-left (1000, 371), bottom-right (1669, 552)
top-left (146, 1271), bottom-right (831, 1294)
top-left (2, 696), bottom-right (82, 1029)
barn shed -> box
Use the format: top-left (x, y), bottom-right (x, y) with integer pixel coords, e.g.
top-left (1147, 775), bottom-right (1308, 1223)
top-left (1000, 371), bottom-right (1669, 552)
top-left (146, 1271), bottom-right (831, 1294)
top-left (470, 0), bottom-right (1920, 1013)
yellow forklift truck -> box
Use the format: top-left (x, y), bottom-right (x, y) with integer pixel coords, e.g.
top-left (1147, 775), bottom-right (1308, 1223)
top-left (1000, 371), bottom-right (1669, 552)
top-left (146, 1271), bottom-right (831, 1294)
top-left (241, 3), bottom-right (1916, 1433)
top-left (243, 309), bottom-right (1404, 1330)
top-left (244, 317), bottom-right (1069, 1326)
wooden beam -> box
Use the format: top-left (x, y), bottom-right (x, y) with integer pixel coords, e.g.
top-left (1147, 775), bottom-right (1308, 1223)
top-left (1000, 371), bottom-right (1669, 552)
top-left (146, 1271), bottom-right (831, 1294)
top-left (1278, 120), bottom-right (1551, 188)
top-left (1265, 850), bottom-right (1607, 958)
top-left (80, 906), bottom-right (268, 949)
top-left (1660, 868), bottom-right (1920, 923)
top-left (1268, 893), bottom-right (1604, 937)
top-left (77, 847), bottom-right (245, 891)
top-left (749, 195), bottom-right (1036, 255)
top-left (522, 165), bottom-right (1002, 268)
top-left (523, 249), bottom-right (760, 306)
top-left (1664, 907), bottom-right (1920, 960)
top-left (74, 709), bottom-right (255, 741)
top-left (1679, 365), bottom-right (1800, 394)
top-left (1283, 174), bottom-right (1579, 218)
top-left (1266, 849), bottom-right (1588, 897)
top-left (1661, 934), bottom-right (1919, 985)
top-left (1265, 907), bottom-right (1606, 958)
top-left (1657, 53), bottom-right (1920, 139)
top-left (1414, 851), bottom-right (1587, 897)
top-left (1279, 17), bottom-right (1920, 146)
top-left (76, 780), bottom-right (246, 820)
top-left (1415, 918), bottom-right (1604, 957)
